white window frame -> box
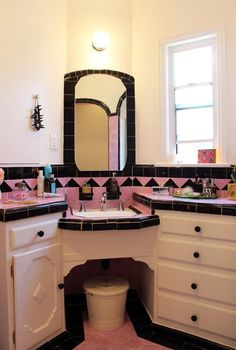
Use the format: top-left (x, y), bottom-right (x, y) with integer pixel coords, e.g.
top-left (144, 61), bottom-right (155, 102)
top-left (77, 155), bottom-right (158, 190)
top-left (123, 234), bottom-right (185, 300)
top-left (161, 27), bottom-right (227, 165)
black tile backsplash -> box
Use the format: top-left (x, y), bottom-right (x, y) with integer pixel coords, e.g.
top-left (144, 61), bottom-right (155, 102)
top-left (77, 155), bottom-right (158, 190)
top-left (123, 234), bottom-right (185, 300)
top-left (169, 166), bottom-right (183, 178)
top-left (182, 167), bottom-right (197, 178)
top-left (211, 167), bottom-right (228, 179)
top-left (196, 167), bottom-right (211, 178)
top-left (132, 166), bottom-right (144, 176)
top-left (8, 167), bottom-right (22, 179)
top-left (0, 164), bottom-right (232, 195)
top-left (143, 166), bottom-right (155, 177)
top-left (155, 167), bottom-right (169, 177)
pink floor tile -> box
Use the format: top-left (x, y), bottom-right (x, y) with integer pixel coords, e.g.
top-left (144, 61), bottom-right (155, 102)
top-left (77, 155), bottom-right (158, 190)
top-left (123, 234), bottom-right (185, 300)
top-left (74, 314), bottom-right (171, 350)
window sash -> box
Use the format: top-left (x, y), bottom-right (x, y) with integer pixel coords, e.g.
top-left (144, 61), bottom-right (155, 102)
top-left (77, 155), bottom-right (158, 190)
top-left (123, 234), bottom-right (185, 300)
top-left (166, 34), bottom-right (216, 161)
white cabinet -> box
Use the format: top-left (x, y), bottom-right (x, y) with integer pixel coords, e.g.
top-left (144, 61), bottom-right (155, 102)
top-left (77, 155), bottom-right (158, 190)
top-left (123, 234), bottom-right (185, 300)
top-left (0, 213), bottom-right (65, 350)
top-left (155, 211), bottom-right (236, 349)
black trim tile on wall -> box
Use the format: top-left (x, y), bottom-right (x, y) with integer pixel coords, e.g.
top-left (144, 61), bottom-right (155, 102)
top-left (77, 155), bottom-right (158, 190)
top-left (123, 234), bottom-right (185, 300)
top-left (8, 167), bottom-right (22, 179)
top-left (63, 149), bottom-right (74, 164)
top-left (0, 165), bottom-right (232, 189)
top-left (56, 165), bottom-right (78, 177)
top-left (211, 167), bottom-right (228, 179)
top-left (64, 135), bottom-right (74, 149)
top-left (168, 167), bottom-right (183, 178)
top-left (132, 166), bottom-right (144, 176)
top-left (196, 167), bottom-right (211, 178)
top-left (63, 69), bottom-right (136, 177)
top-left (226, 166), bottom-right (233, 179)
top-left (155, 167), bottom-right (169, 177)
top-left (64, 121), bottom-right (74, 136)
top-left (143, 166), bottom-right (155, 177)
top-left (182, 167), bottom-right (197, 178)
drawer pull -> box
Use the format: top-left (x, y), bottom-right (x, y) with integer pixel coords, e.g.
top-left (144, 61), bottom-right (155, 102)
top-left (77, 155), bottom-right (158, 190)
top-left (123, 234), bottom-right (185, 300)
top-left (191, 283), bottom-right (198, 290)
top-left (58, 283), bottom-right (64, 290)
top-left (193, 251), bottom-right (200, 259)
top-left (194, 226), bottom-right (201, 233)
top-left (191, 314), bottom-right (198, 322)
top-left (37, 230), bottom-right (45, 237)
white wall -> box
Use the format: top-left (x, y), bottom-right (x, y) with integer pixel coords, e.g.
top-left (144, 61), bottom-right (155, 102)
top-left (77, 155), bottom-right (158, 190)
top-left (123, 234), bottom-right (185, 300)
top-left (132, 0), bottom-right (236, 165)
top-left (1, 0), bottom-right (236, 167)
top-left (67, 0), bottom-right (132, 73)
top-left (0, 0), bottom-right (67, 166)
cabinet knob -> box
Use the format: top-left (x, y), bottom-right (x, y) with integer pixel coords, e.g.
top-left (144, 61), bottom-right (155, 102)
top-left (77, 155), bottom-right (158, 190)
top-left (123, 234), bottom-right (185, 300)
top-left (58, 283), bottom-right (64, 290)
top-left (191, 283), bottom-right (198, 290)
top-left (37, 230), bottom-right (44, 237)
top-left (194, 226), bottom-right (201, 233)
top-left (191, 314), bottom-right (198, 322)
top-left (193, 251), bottom-right (200, 258)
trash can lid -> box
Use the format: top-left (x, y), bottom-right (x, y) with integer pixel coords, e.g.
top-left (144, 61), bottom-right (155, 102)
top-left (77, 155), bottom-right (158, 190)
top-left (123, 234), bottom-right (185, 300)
top-left (83, 276), bottom-right (129, 296)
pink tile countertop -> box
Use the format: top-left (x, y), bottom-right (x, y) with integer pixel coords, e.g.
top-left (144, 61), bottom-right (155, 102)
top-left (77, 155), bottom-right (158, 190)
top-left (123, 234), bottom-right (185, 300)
top-left (135, 192), bottom-right (236, 205)
top-left (0, 194), bottom-right (67, 222)
top-left (0, 194), bottom-right (66, 210)
top-left (133, 190), bottom-right (236, 216)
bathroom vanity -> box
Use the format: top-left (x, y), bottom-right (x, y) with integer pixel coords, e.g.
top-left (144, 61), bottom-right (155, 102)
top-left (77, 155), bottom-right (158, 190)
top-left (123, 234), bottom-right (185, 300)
top-left (1, 192), bottom-right (236, 350)
top-left (0, 198), bottom-right (159, 350)
top-left (133, 192), bottom-right (236, 349)
top-left (0, 199), bottom-right (67, 350)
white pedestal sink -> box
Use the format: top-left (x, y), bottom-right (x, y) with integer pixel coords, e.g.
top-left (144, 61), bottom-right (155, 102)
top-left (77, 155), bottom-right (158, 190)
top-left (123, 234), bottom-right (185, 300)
top-left (72, 208), bottom-right (137, 218)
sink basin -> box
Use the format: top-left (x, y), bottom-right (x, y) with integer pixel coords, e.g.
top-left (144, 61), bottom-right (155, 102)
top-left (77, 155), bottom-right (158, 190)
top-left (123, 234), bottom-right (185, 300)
top-left (72, 208), bottom-right (137, 218)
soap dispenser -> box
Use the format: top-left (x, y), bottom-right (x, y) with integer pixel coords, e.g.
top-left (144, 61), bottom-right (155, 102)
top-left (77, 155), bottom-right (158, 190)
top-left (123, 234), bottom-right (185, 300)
top-left (110, 173), bottom-right (119, 194)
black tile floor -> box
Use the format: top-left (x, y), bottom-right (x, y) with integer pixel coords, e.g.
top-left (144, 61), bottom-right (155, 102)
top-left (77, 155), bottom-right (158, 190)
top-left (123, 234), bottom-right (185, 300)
top-left (37, 290), bottom-right (234, 350)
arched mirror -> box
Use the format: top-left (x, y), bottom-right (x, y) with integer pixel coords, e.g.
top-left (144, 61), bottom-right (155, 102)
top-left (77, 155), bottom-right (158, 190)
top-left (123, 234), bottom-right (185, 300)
top-left (64, 70), bottom-right (135, 173)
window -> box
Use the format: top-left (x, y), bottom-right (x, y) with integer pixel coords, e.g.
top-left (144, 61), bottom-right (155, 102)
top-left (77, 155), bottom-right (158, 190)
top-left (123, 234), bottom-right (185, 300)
top-left (164, 34), bottom-right (218, 163)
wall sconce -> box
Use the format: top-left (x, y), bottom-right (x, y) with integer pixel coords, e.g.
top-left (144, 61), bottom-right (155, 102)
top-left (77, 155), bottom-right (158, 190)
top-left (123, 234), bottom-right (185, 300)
top-left (92, 31), bottom-right (109, 51)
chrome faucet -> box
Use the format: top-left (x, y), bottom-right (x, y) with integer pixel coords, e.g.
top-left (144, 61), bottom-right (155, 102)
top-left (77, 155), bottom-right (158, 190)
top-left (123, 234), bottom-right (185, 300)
top-left (118, 199), bottom-right (124, 211)
top-left (101, 192), bottom-right (107, 211)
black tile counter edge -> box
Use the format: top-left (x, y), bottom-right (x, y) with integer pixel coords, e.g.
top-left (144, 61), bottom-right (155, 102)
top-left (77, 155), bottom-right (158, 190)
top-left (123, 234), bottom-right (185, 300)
top-left (133, 193), bottom-right (236, 216)
top-left (58, 215), bottom-right (160, 231)
top-left (0, 202), bottom-right (68, 222)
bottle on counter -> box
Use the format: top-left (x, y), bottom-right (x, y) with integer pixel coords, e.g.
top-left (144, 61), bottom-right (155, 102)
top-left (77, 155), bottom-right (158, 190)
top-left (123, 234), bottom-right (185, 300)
top-left (44, 164), bottom-right (52, 192)
top-left (50, 174), bottom-right (56, 194)
top-left (37, 170), bottom-right (44, 197)
top-left (44, 164), bottom-right (52, 179)
top-left (210, 178), bottom-right (218, 197)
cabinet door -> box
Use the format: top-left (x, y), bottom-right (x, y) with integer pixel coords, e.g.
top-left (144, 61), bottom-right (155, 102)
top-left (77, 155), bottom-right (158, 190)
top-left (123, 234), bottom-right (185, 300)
top-left (13, 243), bottom-right (64, 350)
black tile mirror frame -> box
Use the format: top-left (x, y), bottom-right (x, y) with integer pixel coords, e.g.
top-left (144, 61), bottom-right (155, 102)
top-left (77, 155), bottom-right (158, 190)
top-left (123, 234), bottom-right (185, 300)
top-left (64, 69), bottom-right (136, 176)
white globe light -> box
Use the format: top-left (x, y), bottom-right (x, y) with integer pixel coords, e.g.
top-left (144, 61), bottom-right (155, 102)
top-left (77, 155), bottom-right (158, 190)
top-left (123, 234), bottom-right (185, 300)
top-left (92, 31), bottom-right (109, 51)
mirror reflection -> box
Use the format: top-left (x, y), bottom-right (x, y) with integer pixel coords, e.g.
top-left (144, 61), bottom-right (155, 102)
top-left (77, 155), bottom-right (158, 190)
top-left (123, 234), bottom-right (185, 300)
top-left (75, 75), bottom-right (126, 171)
top-left (64, 70), bottom-right (135, 173)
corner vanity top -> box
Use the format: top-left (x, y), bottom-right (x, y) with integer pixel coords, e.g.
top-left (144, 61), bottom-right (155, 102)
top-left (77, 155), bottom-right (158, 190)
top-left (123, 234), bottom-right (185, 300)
top-left (58, 205), bottom-right (159, 231)
top-left (0, 196), bottom-right (67, 222)
top-left (133, 191), bottom-right (236, 216)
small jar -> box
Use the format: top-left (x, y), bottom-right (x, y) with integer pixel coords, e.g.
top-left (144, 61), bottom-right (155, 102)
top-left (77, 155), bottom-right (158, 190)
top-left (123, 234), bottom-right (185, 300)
top-left (13, 182), bottom-right (29, 200)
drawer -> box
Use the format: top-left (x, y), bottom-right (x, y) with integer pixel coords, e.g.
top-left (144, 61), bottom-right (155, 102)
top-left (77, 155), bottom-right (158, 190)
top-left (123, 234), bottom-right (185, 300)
top-left (10, 219), bottom-right (59, 249)
top-left (160, 212), bottom-right (236, 241)
top-left (157, 292), bottom-right (236, 340)
top-left (158, 237), bottom-right (236, 270)
top-left (157, 263), bottom-right (236, 305)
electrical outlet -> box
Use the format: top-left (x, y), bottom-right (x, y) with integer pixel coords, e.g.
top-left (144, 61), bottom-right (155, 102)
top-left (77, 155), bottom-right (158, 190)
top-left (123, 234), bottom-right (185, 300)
top-left (50, 133), bottom-right (57, 150)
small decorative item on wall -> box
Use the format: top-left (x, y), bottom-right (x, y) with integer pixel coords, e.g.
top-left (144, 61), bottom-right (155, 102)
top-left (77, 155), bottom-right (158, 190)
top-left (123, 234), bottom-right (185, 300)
top-left (31, 94), bottom-right (45, 131)
top-left (198, 149), bottom-right (216, 163)
top-left (228, 165), bottom-right (236, 200)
